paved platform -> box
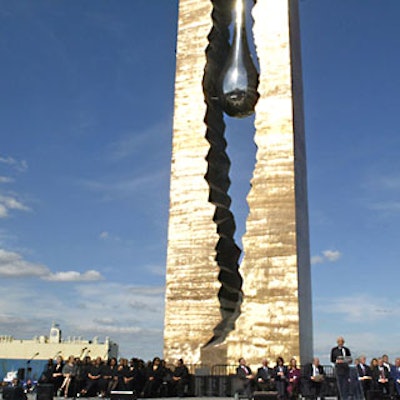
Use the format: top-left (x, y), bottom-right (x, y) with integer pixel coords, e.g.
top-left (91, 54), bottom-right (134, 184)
top-left (3, 396), bottom-right (234, 400)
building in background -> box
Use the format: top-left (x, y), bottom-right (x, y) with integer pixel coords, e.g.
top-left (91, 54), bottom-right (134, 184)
top-left (0, 323), bottom-right (118, 382)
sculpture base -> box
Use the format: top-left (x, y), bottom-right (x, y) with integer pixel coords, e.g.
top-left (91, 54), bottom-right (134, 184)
top-left (200, 342), bottom-right (228, 366)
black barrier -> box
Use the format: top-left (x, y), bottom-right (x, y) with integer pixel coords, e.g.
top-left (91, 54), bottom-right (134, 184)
top-left (194, 375), bottom-right (233, 397)
top-left (36, 383), bottom-right (54, 400)
top-left (194, 374), bottom-right (341, 398)
top-left (2, 386), bottom-right (26, 400)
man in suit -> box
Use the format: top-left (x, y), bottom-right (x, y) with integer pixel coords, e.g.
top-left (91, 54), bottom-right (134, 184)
top-left (302, 357), bottom-right (325, 400)
top-left (356, 355), bottom-right (372, 397)
top-left (256, 359), bottom-right (275, 391)
top-left (390, 357), bottom-right (400, 396)
top-left (236, 357), bottom-right (255, 399)
top-left (372, 358), bottom-right (391, 395)
top-left (330, 336), bottom-right (351, 400)
top-left (382, 354), bottom-right (395, 397)
top-left (170, 358), bottom-right (189, 397)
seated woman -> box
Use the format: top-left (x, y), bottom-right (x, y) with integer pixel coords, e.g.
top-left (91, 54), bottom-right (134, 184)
top-left (52, 356), bottom-right (65, 396)
top-left (142, 357), bottom-right (165, 398)
top-left (60, 356), bottom-right (76, 398)
top-left (101, 357), bottom-right (118, 396)
top-left (273, 357), bottom-right (288, 400)
top-left (287, 358), bottom-right (300, 400)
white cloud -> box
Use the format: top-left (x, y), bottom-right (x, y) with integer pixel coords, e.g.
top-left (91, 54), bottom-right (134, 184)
top-left (98, 231), bottom-right (120, 241)
top-left (0, 249), bottom-right (49, 277)
top-left (322, 249), bottom-right (341, 262)
top-left (0, 194), bottom-right (30, 218)
top-left (0, 155), bottom-right (30, 218)
top-left (43, 269), bottom-right (104, 282)
top-left (99, 231), bottom-right (109, 240)
top-left (0, 155), bottom-right (28, 173)
top-left (0, 204), bottom-right (8, 218)
top-left (311, 249), bottom-right (341, 265)
top-left (0, 176), bottom-right (14, 184)
top-left (310, 255), bottom-right (323, 265)
top-left (0, 248), bottom-right (104, 284)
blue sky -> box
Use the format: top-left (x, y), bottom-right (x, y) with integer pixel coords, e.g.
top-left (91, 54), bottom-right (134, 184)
top-left (0, 0), bottom-right (399, 364)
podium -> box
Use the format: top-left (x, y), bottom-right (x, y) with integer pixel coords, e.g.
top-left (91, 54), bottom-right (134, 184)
top-left (37, 383), bottom-right (54, 400)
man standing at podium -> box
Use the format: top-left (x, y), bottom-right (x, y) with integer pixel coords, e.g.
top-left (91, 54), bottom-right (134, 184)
top-left (330, 336), bottom-right (351, 400)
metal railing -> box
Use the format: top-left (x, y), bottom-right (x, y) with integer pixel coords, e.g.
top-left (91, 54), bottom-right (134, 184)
top-left (180, 364), bottom-right (336, 377)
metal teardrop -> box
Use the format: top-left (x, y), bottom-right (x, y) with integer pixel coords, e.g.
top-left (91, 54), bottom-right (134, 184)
top-left (219, 0), bottom-right (259, 118)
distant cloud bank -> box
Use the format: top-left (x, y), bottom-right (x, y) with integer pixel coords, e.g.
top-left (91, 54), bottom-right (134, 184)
top-left (0, 248), bottom-right (103, 281)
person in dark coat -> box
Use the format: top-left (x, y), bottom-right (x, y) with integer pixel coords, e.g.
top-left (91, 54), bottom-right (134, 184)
top-left (52, 356), bottom-right (65, 396)
top-left (236, 357), bottom-right (255, 400)
top-left (302, 357), bottom-right (325, 400)
top-left (330, 336), bottom-right (351, 400)
top-left (356, 355), bottom-right (372, 397)
top-left (121, 358), bottom-right (142, 393)
top-left (256, 359), bottom-right (275, 391)
top-left (80, 357), bottom-right (103, 396)
top-left (143, 357), bottom-right (165, 398)
top-left (287, 358), bottom-right (301, 400)
top-left (391, 357), bottom-right (400, 396)
top-left (39, 359), bottom-right (54, 384)
top-left (170, 359), bottom-right (189, 397)
top-left (372, 358), bottom-right (391, 395)
top-left (101, 357), bottom-right (118, 396)
top-left (273, 357), bottom-right (288, 400)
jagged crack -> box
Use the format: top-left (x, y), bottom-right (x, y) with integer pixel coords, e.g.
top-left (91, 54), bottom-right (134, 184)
top-left (202, 0), bottom-right (243, 347)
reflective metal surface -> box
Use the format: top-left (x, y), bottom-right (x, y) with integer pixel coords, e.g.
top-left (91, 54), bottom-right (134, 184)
top-left (219, 0), bottom-right (259, 118)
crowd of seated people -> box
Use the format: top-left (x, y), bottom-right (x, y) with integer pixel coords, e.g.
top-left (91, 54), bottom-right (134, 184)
top-left (236, 354), bottom-right (400, 400)
top-left (355, 354), bottom-right (400, 399)
top-left (26, 351), bottom-right (400, 399)
top-left (236, 356), bottom-right (306, 400)
top-left (38, 355), bottom-right (190, 398)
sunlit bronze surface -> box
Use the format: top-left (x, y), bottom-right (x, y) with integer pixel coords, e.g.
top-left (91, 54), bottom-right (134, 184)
top-left (163, 0), bottom-right (220, 365)
top-left (164, 0), bottom-right (313, 368)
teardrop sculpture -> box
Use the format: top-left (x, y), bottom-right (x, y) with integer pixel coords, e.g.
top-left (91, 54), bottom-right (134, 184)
top-left (219, 0), bottom-right (259, 118)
